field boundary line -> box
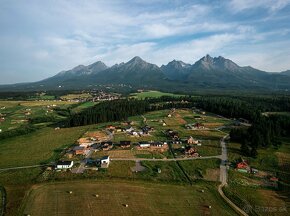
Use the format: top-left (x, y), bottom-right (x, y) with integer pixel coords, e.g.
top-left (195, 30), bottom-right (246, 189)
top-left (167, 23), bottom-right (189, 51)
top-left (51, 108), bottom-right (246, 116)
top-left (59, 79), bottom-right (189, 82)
top-left (0, 186), bottom-right (6, 216)
top-left (0, 164), bottom-right (48, 171)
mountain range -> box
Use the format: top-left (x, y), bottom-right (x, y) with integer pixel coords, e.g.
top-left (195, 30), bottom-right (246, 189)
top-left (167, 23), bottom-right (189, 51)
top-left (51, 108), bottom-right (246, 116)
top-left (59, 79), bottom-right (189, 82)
top-left (1, 55), bottom-right (290, 92)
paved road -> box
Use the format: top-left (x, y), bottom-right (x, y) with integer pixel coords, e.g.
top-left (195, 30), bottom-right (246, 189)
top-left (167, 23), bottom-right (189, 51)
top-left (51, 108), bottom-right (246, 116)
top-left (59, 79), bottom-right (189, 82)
top-left (111, 155), bottom-right (221, 162)
top-left (219, 135), bottom-right (228, 185)
top-left (105, 129), bottom-right (114, 141)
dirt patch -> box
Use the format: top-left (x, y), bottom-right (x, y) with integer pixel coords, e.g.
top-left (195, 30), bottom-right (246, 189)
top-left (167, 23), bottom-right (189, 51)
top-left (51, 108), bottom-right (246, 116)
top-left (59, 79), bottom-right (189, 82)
top-left (204, 168), bottom-right (220, 181)
top-left (203, 123), bottom-right (223, 128)
top-left (85, 131), bottom-right (109, 140)
top-left (131, 161), bottom-right (146, 172)
top-left (95, 150), bottom-right (135, 158)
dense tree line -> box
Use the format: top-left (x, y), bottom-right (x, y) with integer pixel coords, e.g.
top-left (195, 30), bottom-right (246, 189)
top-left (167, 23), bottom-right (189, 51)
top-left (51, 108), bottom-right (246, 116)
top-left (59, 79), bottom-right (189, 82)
top-left (29, 116), bottom-right (57, 124)
top-left (62, 99), bottom-right (151, 127)
top-left (230, 115), bottom-right (290, 157)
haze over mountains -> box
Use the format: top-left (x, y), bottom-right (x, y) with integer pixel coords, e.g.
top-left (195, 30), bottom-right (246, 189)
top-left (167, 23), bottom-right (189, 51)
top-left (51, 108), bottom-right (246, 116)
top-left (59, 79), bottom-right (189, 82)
top-left (1, 55), bottom-right (290, 92)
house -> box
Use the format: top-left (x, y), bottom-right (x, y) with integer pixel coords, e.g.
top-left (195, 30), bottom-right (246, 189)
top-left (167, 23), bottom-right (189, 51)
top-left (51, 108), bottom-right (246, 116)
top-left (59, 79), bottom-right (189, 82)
top-left (236, 160), bottom-right (250, 173)
top-left (192, 123), bottom-right (204, 130)
top-left (101, 141), bottom-right (113, 151)
top-left (56, 161), bottom-right (74, 169)
top-left (107, 125), bottom-right (116, 130)
top-left (73, 146), bottom-right (85, 155)
top-left (101, 156), bottom-right (110, 168)
top-left (251, 168), bottom-right (259, 174)
top-left (150, 142), bottom-right (169, 152)
top-left (172, 140), bottom-right (182, 144)
top-left (120, 141), bottom-right (131, 148)
top-left (187, 136), bottom-right (199, 145)
top-left (132, 131), bottom-right (139, 136)
top-left (125, 127), bottom-right (134, 133)
top-left (166, 129), bottom-right (179, 140)
top-left (185, 146), bottom-right (199, 157)
top-left (270, 177), bottom-right (279, 182)
top-left (194, 115), bottom-right (202, 120)
top-left (115, 127), bottom-right (123, 132)
top-left (78, 138), bottom-right (94, 147)
top-left (185, 124), bottom-right (192, 129)
top-left (141, 125), bottom-right (152, 134)
top-left (139, 141), bottom-right (151, 148)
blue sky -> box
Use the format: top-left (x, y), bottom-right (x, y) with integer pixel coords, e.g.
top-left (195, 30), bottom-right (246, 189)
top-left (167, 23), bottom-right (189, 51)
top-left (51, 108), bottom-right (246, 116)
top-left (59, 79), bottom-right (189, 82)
top-left (0, 0), bottom-right (290, 84)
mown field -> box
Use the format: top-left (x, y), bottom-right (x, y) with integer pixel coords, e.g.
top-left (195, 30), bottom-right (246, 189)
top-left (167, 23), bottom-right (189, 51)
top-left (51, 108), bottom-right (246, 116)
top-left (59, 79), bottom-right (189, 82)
top-left (21, 181), bottom-right (236, 216)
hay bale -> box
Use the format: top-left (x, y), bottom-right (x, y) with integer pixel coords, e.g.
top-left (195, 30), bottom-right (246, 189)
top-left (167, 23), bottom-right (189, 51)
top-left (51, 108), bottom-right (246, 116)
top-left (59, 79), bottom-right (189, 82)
top-left (201, 189), bottom-right (204, 193)
top-left (95, 194), bottom-right (99, 197)
top-left (69, 191), bottom-right (73, 194)
top-left (125, 204), bottom-right (129, 208)
top-left (208, 205), bottom-right (212, 209)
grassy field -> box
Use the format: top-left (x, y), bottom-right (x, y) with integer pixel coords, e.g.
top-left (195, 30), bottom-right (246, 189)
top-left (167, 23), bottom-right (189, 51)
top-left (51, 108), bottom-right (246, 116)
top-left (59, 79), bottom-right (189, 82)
top-left (0, 124), bottom-right (90, 215)
top-left (224, 177), bottom-right (289, 215)
top-left (0, 167), bottom-right (42, 216)
top-left (1, 100), bottom-right (75, 107)
top-left (60, 93), bottom-right (92, 100)
top-left (130, 90), bottom-right (184, 99)
top-left (0, 100), bottom-right (75, 132)
top-left (21, 181), bottom-right (236, 216)
top-left (72, 101), bottom-right (97, 112)
top-left (179, 159), bottom-right (220, 182)
top-left (226, 138), bottom-right (290, 215)
top-left (0, 126), bottom-right (89, 168)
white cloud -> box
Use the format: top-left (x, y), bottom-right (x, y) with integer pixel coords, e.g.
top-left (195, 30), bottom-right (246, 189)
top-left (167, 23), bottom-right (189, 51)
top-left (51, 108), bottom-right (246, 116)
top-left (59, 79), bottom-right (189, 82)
top-left (0, 0), bottom-right (290, 84)
top-left (229, 0), bottom-right (290, 12)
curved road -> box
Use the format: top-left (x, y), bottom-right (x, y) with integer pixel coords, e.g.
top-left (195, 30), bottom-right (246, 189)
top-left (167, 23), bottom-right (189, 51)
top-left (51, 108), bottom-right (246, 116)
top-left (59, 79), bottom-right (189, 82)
top-left (219, 134), bottom-right (248, 216)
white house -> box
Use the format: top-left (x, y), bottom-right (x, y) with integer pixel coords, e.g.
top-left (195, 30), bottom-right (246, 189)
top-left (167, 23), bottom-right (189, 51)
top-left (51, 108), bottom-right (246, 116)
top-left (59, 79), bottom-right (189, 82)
top-left (101, 156), bottom-right (110, 165)
top-left (100, 156), bottom-right (110, 168)
top-left (56, 161), bottom-right (74, 169)
top-left (139, 142), bottom-right (151, 148)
